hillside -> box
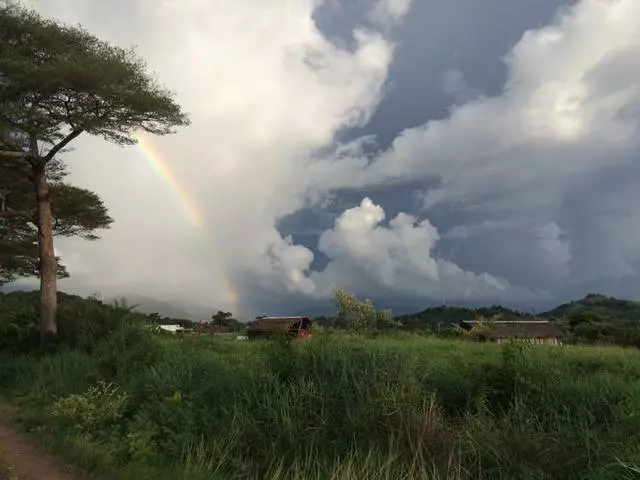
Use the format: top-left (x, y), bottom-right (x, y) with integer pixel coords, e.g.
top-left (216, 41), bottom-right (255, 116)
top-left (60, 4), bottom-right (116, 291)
top-left (395, 304), bottom-right (530, 330)
top-left (542, 293), bottom-right (640, 323)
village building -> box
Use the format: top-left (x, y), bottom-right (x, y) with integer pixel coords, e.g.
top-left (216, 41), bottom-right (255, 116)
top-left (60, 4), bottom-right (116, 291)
top-left (247, 316), bottom-right (312, 340)
top-left (460, 320), bottom-right (563, 345)
top-left (158, 324), bottom-right (186, 334)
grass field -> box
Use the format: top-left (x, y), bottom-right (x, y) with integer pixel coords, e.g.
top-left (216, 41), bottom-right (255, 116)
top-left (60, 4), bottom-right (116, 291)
top-left (1, 331), bottom-right (639, 479)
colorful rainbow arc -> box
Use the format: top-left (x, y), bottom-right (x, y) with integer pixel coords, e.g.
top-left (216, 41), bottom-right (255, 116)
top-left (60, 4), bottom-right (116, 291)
top-left (134, 134), bottom-right (240, 315)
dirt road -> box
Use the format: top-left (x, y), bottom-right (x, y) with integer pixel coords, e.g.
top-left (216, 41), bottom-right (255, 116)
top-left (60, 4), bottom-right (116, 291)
top-left (0, 403), bottom-right (88, 480)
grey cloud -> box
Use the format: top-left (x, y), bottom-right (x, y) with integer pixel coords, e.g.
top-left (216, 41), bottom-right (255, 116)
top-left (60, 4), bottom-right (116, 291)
top-left (346, 0), bottom-right (640, 300)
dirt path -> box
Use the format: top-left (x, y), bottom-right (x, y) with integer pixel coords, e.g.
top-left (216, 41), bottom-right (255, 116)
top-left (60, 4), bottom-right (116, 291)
top-left (0, 403), bottom-right (88, 480)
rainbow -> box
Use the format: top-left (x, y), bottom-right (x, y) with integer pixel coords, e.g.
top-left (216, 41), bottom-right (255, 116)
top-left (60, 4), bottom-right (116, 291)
top-left (134, 135), bottom-right (205, 229)
top-left (134, 134), bottom-right (241, 316)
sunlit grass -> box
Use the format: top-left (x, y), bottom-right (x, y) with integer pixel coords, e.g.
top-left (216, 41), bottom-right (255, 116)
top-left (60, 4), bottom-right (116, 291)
top-left (1, 332), bottom-right (639, 479)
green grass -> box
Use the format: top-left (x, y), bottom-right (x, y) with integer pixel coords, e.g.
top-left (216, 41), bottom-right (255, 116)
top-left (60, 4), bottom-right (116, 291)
top-left (1, 333), bottom-right (640, 479)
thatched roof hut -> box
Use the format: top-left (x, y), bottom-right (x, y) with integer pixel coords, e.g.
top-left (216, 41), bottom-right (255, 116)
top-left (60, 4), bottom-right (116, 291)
top-left (461, 320), bottom-right (563, 345)
top-left (247, 316), bottom-right (312, 340)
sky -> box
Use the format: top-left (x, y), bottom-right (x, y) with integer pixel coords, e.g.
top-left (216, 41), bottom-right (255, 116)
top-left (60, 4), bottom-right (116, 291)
top-left (17, 0), bottom-right (640, 318)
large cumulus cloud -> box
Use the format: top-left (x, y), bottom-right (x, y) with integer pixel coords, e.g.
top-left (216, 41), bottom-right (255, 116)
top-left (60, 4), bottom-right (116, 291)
top-left (311, 198), bottom-right (534, 302)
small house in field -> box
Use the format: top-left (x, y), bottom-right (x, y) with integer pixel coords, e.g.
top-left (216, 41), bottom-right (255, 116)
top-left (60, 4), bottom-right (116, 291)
top-left (247, 316), bottom-right (312, 340)
top-left (158, 324), bottom-right (186, 334)
top-left (460, 320), bottom-right (563, 345)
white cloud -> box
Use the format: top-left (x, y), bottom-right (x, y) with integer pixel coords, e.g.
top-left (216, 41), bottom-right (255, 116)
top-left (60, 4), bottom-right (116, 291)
top-left (440, 69), bottom-right (479, 104)
top-left (356, 0), bottom-right (640, 293)
top-left (309, 198), bottom-right (531, 301)
top-left (370, 0), bottom-right (412, 28)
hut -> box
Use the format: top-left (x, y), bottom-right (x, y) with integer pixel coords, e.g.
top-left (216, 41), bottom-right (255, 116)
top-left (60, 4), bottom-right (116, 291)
top-left (247, 316), bottom-right (312, 340)
top-left (158, 324), bottom-right (186, 334)
top-left (460, 320), bottom-right (563, 345)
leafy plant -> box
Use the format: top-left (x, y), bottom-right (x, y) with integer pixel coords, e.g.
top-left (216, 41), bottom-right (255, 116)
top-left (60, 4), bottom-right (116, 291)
top-left (50, 381), bottom-right (128, 431)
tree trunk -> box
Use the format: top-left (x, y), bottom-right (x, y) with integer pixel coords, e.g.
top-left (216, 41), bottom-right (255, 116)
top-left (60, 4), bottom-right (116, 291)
top-left (33, 161), bottom-right (58, 345)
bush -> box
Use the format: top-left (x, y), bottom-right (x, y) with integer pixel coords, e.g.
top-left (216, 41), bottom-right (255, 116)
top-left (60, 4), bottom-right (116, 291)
top-left (0, 291), bottom-right (153, 354)
top-left (50, 381), bottom-right (128, 431)
top-left (1, 302), bottom-right (639, 479)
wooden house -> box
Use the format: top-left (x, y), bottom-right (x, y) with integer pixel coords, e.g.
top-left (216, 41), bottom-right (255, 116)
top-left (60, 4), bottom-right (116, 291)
top-left (460, 320), bottom-right (563, 345)
top-left (247, 316), bottom-right (312, 340)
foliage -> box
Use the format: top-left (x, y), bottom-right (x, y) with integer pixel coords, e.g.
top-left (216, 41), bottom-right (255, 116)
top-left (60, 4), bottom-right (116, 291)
top-left (456, 317), bottom-right (498, 342)
top-left (0, 290), bottom-right (153, 354)
top-left (0, 157), bottom-right (112, 285)
top-left (390, 293), bottom-right (640, 347)
top-left (2, 293), bottom-right (640, 478)
top-left (0, 311), bottom-right (638, 479)
top-left (208, 310), bottom-right (242, 331)
top-left (50, 381), bottom-right (128, 431)
top-left (395, 304), bottom-right (529, 332)
top-left (545, 294), bottom-right (640, 347)
top-left (0, 3), bottom-right (189, 339)
top-left (334, 288), bottom-right (396, 333)
top-left (0, 4), bottom-right (190, 149)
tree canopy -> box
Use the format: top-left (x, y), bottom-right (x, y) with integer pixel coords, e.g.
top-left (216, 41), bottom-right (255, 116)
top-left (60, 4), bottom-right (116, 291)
top-left (0, 157), bottom-right (112, 285)
top-left (0, 3), bottom-right (189, 155)
top-left (0, 3), bottom-right (189, 342)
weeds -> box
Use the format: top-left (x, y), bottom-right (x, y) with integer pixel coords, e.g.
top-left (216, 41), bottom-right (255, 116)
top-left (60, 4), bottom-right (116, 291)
top-left (0, 314), bottom-right (639, 479)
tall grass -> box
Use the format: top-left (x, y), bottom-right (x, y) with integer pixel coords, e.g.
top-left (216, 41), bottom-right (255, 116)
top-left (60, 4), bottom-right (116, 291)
top-left (1, 331), bottom-right (639, 479)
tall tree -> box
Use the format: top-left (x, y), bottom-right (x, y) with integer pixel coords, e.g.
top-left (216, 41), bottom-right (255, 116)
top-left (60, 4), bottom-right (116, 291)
top-left (334, 288), bottom-right (394, 332)
top-left (0, 5), bottom-right (189, 344)
top-left (0, 157), bottom-right (112, 285)
top-left (211, 310), bottom-right (233, 327)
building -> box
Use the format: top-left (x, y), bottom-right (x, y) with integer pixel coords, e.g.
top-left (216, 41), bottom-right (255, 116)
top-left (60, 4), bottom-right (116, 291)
top-left (460, 320), bottom-right (563, 345)
top-left (158, 324), bottom-right (186, 334)
top-left (247, 316), bottom-right (312, 340)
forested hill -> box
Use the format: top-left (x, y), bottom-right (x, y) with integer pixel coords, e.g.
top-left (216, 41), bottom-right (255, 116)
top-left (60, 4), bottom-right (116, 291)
top-left (395, 304), bottom-right (531, 329)
top-left (392, 293), bottom-right (640, 345)
top-left (397, 294), bottom-right (640, 327)
top-left (542, 293), bottom-right (640, 323)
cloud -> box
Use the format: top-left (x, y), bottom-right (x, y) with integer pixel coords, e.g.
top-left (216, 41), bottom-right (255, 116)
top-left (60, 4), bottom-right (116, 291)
top-left (353, 0), bottom-right (640, 298)
top-left (21, 0), bottom-right (397, 314)
top-left (440, 69), bottom-right (480, 104)
top-left (309, 198), bottom-right (532, 301)
top-left (370, 0), bottom-right (413, 28)
top-left (16, 0), bottom-right (640, 315)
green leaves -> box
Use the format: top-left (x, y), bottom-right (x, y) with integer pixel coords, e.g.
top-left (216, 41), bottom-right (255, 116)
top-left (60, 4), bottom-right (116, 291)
top-left (0, 157), bottom-right (112, 284)
top-left (0, 3), bottom-right (189, 152)
top-left (0, 3), bottom-right (188, 287)
top-left (334, 288), bottom-right (395, 333)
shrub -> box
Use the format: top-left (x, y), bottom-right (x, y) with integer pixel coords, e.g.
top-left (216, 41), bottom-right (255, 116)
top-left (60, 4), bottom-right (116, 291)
top-left (50, 381), bottom-right (128, 431)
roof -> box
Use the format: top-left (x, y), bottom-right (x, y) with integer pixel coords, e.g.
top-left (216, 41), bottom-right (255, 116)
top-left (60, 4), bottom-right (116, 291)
top-left (247, 316), bottom-right (311, 333)
top-left (158, 324), bottom-right (184, 332)
top-left (461, 320), bottom-right (563, 338)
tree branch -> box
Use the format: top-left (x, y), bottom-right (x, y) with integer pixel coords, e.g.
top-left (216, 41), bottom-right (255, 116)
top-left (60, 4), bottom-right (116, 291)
top-left (0, 150), bottom-right (29, 159)
top-left (43, 129), bottom-right (83, 162)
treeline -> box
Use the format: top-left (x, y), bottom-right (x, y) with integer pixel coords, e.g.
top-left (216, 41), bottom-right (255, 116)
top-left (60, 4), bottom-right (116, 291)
top-left (0, 290), bottom-right (244, 353)
top-left (315, 293), bottom-right (640, 347)
top-left (148, 310), bottom-right (243, 332)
